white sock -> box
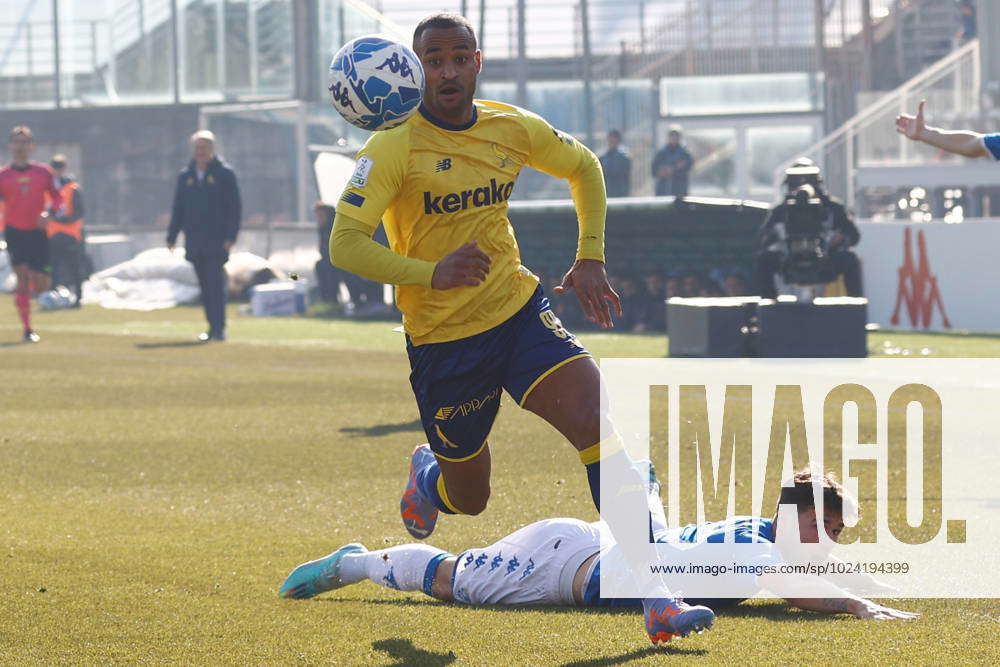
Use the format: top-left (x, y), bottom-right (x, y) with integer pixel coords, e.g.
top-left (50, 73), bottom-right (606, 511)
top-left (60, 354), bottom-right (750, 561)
top-left (339, 544), bottom-right (450, 595)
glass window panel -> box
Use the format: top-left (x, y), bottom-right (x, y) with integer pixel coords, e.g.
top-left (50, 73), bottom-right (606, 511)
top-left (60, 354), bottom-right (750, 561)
top-left (109, 0), bottom-right (175, 103)
top-left (180, 0), bottom-right (221, 100)
top-left (252, 0), bottom-right (293, 96)
top-left (660, 72), bottom-right (823, 116)
top-left (0, 0), bottom-right (56, 108)
top-left (747, 124), bottom-right (816, 199)
top-left (684, 127), bottom-right (738, 197)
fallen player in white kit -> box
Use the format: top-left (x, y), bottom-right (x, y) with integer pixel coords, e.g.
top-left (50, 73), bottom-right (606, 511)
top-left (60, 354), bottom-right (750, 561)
top-left (279, 468), bottom-right (917, 642)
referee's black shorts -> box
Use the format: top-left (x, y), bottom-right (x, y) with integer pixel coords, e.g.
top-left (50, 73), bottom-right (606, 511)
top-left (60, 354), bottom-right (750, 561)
top-left (4, 227), bottom-right (51, 273)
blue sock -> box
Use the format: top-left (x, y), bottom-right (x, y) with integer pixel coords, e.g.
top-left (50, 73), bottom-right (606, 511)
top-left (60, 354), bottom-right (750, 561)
top-left (414, 458), bottom-right (456, 514)
top-left (585, 460), bottom-right (601, 511)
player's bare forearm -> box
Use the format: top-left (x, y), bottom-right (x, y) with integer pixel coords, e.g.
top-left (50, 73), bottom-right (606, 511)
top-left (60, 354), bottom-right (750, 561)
top-left (824, 555), bottom-right (898, 595)
top-left (916, 126), bottom-right (987, 158)
top-left (330, 213), bottom-right (436, 288)
top-left (786, 595), bottom-right (864, 616)
top-left (786, 595), bottom-right (919, 620)
top-left (895, 100), bottom-right (987, 158)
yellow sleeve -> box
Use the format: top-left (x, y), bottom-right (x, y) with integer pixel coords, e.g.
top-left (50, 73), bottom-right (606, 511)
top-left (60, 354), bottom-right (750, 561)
top-left (329, 213), bottom-right (436, 288)
top-left (523, 112), bottom-right (607, 262)
top-left (334, 127), bottom-right (409, 228)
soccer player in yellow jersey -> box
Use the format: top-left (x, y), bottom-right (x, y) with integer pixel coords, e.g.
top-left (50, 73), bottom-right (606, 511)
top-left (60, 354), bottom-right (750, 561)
top-left (328, 13), bottom-right (715, 642)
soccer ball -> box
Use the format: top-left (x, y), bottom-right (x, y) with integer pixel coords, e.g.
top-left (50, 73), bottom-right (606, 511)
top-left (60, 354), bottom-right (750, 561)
top-left (328, 35), bottom-right (425, 132)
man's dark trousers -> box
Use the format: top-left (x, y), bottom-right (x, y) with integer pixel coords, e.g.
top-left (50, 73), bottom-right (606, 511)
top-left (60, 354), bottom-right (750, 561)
top-left (192, 256), bottom-right (227, 336)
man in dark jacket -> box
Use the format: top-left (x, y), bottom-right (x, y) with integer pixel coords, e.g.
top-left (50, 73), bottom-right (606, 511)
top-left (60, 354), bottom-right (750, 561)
top-left (651, 127), bottom-right (693, 197)
top-left (599, 130), bottom-right (631, 198)
top-left (754, 160), bottom-right (862, 299)
top-left (167, 130), bottom-right (241, 341)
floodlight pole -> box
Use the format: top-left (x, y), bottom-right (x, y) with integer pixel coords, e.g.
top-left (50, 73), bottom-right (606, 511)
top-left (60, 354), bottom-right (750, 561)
top-left (813, 0), bottom-right (827, 132)
top-left (170, 0), bottom-right (181, 103)
top-left (52, 0), bottom-right (61, 108)
top-left (479, 0), bottom-right (486, 52)
top-left (861, 0), bottom-right (873, 91)
top-left (580, 0), bottom-right (594, 146)
top-left (516, 0), bottom-right (526, 108)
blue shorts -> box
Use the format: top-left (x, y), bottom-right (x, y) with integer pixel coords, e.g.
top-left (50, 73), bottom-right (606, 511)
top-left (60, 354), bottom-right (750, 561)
top-left (407, 286), bottom-right (590, 462)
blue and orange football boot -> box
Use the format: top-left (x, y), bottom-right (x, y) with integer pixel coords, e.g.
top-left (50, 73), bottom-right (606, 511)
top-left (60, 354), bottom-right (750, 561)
top-left (400, 444), bottom-right (440, 539)
top-left (278, 543), bottom-right (367, 599)
top-left (643, 597), bottom-right (715, 644)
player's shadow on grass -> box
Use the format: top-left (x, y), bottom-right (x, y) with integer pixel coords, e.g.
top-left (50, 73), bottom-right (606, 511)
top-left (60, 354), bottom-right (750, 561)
top-left (560, 645), bottom-right (708, 665)
top-left (372, 638), bottom-right (457, 665)
top-left (134, 341), bottom-right (207, 349)
top-left (718, 601), bottom-right (833, 622)
top-left (340, 419), bottom-right (423, 438)
top-left (352, 601), bottom-right (708, 662)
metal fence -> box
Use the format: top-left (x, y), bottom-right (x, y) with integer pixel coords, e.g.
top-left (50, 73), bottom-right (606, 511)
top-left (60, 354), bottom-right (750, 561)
top-left (0, 0), bottom-right (980, 225)
top-left (0, 0), bottom-right (296, 108)
top-left (777, 39), bottom-right (986, 219)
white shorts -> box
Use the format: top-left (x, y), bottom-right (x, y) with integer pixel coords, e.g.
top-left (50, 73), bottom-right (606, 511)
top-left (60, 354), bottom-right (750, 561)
top-left (451, 518), bottom-right (602, 606)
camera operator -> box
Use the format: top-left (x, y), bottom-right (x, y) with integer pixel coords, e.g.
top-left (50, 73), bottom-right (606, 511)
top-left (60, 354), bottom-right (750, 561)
top-left (754, 159), bottom-right (862, 299)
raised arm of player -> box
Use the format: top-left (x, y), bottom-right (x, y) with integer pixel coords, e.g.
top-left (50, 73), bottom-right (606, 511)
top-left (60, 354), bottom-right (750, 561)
top-left (896, 100), bottom-right (989, 158)
top-left (523, 113), bottom-right (622, 329)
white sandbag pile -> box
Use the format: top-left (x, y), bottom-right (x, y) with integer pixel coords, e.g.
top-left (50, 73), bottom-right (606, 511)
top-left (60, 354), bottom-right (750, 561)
top-left (83, 247), bottom-right (200, 310)
top-left (83, 248), bottom-right (290, 311)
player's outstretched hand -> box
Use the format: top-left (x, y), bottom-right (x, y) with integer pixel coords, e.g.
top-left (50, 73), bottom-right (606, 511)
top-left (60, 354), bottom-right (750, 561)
top-left (432, 241), bottom-right (492, 290)
top-left (895, 99), bottom-right (926, 141)
top-left (854, 600), bottom-right (920, 621)
top-left (554, 259), bottom-right (622, 330)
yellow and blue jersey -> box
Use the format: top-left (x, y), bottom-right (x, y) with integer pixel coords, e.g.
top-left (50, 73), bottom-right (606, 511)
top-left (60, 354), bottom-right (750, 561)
top-left (335, 100), bottom-right (605, 345)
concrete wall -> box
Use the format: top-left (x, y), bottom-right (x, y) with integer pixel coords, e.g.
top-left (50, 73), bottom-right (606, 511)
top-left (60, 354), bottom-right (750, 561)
top-left (0, 105), bottom-right (200, 229)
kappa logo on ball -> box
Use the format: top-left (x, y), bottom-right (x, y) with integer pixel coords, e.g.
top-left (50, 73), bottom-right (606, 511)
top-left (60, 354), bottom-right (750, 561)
top-left (350, 156), bottom-right (374, 188)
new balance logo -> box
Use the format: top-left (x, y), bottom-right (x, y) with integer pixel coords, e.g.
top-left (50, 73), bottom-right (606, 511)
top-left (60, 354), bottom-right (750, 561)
top-left (423, 178), bottom-right (515, 214)
top-left (435, 158), bottom-right (452, 172)
top-left (493, 144), bottom-right (514, 168)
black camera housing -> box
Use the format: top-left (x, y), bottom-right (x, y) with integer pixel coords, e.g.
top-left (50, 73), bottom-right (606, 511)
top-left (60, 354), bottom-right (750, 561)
top-left (781, 184), bottom-right (829, 286)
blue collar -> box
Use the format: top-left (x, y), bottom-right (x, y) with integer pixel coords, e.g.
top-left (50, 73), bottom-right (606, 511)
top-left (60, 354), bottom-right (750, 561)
top-left (419, 103), bottom-right (478, 131)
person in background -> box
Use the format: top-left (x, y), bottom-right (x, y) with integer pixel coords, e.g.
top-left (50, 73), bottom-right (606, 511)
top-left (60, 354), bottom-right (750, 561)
top-left (652, 127), bottom-right (693, 197)
top-left (0, 126), bottom-right (61, 342)
top-left (611, 274), bottom-right (643, 332)
top-left (679, 271), bottom-right (702, 298)
top-left (635, 272), bottom-right (667, 333)
top-left (723, 271), bottom-right (750, 297)
top-left (314, 202), bottom-right (341, 303)
top-left (315, 200), bottom-right (390, 315)
top-left (956, 0), bottom-right (976, 42)
top-left (47, 154), bottom-right (86, 307)
top-left (599, 129), bottom-right (631, 198)
top-left (754, 160), bottom-right (862, 299)
top-left (167, 130), bottom-right (241, 342)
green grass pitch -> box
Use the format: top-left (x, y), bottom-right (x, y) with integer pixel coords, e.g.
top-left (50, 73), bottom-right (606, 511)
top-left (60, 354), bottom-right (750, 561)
top-left (1, 305), bottom-right (998, 664)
